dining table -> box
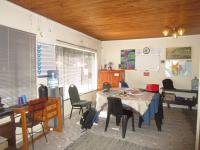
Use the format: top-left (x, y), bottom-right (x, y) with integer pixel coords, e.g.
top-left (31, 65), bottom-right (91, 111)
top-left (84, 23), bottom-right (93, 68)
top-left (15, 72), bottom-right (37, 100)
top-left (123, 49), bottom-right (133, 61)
top-left (96, 88), bottom-right (162, 130)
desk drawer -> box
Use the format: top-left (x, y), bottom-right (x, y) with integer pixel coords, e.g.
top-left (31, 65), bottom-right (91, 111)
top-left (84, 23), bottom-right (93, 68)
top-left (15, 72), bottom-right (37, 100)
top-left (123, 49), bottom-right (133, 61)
top-left (46, 104), bottom-right (57, 111)
top-left (46, 111), bottom-right (57, 119)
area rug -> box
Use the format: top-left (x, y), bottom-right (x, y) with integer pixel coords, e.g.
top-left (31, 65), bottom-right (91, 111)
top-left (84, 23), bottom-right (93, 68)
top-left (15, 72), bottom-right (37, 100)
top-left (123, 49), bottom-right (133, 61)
top-left (65, 108), bottom-right (196, 150)
top-left (65, 132), bottom-right (154, 150)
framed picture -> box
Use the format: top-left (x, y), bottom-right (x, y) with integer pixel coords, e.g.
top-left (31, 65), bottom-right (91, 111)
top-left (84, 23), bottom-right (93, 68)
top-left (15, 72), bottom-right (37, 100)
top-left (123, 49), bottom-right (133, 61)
top-left (166, 47), bottom-right (191, 59)
top-left (121, 49), bottom-right (135, 69)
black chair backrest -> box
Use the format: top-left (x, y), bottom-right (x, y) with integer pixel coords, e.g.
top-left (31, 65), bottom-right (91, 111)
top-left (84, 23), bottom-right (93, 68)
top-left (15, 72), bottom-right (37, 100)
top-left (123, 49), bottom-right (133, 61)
top-left (103, 82), bottom-right (111, 92)
top-left (107, 97), bottom-right (123, 116)
top-left (162, 79), bottom-right (175, 90)
top-left (68, 84), bottom-right (81, 104)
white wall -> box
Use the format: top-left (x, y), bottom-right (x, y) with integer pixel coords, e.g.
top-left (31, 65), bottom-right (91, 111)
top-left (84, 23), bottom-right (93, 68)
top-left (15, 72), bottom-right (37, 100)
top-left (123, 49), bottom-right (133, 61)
top-left (101, 35), bottom-right (200, 91)
top-left (195, 58), bottom-right (200, 150)
top-left (0, 1), bottom-right (101, 48)
top-left (0, 0), bottom-right (101, 116)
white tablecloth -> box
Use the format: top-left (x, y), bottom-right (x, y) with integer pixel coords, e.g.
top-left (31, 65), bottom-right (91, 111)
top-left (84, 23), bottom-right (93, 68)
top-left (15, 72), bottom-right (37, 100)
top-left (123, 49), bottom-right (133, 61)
top-left (96, 88), bottom-right (154, 115)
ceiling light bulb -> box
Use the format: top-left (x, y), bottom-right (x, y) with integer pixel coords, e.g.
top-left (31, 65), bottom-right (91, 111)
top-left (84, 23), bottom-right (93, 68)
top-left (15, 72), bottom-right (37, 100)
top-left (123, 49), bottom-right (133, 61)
top-left (178, 28), bottom-right (184, 36)
top-left (172, 32), bottom-right (178, 38)
top-left (163, 26), bottom-right (185, 38)
top-left (162, 29), bottom-right (169, 36)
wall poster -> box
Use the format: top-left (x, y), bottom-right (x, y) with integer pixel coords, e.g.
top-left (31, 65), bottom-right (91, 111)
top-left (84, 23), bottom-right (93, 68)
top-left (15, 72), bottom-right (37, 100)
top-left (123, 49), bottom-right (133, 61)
top-left (165, 47), bottom-right (192, 77)
top-left (165, 60), bottom-right (192, 77)
top-left (121, 49), bottom-right (135, 69)
top-left (166, 47), bottom-right (191, 59)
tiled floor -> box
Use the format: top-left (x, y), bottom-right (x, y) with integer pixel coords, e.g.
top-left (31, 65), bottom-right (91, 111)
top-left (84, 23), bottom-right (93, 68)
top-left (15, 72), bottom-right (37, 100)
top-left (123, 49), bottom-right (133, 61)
top-left (22, 107), bottom-right (196, 150)
top-left (23, 112), bottom-right (84, 150)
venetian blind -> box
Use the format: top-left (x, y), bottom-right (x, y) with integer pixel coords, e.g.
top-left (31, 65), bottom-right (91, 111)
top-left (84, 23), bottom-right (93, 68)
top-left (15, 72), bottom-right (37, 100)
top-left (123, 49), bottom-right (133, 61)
top-left (0, 25), bottom-right (36, 106)
top-left (56, 46), bottom-right (97, 99)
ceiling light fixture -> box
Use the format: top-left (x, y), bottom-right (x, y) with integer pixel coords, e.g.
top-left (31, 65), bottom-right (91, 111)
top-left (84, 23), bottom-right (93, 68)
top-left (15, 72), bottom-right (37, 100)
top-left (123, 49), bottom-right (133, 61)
top-left (162, 26), bottom-right (185, 38)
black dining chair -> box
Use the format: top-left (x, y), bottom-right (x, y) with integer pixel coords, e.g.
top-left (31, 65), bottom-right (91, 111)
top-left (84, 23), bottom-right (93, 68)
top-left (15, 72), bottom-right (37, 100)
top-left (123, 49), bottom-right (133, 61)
top-left (102, 82), bottom-right (111, 92)
top-left (68, 84), bottom-right (91, 119)
top-left (105, 97), bottom-right (135, 138)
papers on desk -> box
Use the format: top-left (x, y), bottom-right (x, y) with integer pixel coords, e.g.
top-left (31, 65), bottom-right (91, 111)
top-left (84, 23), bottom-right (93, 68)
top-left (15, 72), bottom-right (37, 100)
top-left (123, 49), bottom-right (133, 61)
top-left (127, 93), bottom-right (143, 96)
top-left (101, 88), bottom-right (145, 98)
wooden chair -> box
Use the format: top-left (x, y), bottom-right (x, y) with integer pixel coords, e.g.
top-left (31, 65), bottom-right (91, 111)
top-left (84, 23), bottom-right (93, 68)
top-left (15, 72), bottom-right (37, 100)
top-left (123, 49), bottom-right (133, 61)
top-left (16, 98), bottom-right (48, 150)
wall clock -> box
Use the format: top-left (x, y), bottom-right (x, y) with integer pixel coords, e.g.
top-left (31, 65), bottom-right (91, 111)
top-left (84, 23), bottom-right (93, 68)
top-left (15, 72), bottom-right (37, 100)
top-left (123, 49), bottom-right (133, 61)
top-left (143, 47), bottom-right (150, 54)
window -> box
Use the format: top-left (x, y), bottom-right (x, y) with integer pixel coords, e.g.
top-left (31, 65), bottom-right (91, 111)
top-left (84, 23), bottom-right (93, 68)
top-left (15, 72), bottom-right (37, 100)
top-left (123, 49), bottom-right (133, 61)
top-left (56, 46), bottom-right (97, 99)
top-left (0, 25), bottom-right (36, 106)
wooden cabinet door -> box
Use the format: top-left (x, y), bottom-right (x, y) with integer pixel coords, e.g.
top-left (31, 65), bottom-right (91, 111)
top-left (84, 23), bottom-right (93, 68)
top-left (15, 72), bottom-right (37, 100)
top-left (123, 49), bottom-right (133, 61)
top-left (98, 70), bottom-right (109, 90)
top-left (99, 71), bottom-right (109, 82)
top-left (109, 71), bottom-right (123, 88)
top-left (97, 70), bottom-right (124, 90)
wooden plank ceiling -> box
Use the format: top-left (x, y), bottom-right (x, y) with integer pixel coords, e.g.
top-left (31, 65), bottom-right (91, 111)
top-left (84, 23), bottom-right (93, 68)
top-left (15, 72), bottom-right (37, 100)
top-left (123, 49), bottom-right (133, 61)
top-left (9, 0), bottom-right (200, 40)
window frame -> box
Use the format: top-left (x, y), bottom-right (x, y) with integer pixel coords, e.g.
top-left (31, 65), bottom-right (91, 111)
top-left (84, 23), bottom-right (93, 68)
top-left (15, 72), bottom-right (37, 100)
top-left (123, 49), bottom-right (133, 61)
top-left (55, 44), bottom-right (97, 100)
top-left (0, 25), bottom-right (37, 106)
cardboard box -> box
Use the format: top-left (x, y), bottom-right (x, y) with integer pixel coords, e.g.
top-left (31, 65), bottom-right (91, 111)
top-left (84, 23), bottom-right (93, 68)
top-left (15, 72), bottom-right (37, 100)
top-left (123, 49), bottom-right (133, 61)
top-left (164, 93), bottom-right (176, 101)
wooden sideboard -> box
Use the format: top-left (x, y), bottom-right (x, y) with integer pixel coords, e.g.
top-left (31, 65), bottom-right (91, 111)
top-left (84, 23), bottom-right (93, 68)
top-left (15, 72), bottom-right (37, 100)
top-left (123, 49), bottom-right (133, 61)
top-left (97, 70), bottom-right (125, 90)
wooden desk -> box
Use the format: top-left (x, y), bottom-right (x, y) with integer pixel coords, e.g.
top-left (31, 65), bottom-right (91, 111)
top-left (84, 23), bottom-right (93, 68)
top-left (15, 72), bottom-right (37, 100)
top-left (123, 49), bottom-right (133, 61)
top-left (11, 98), bottom-right (62, 150)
